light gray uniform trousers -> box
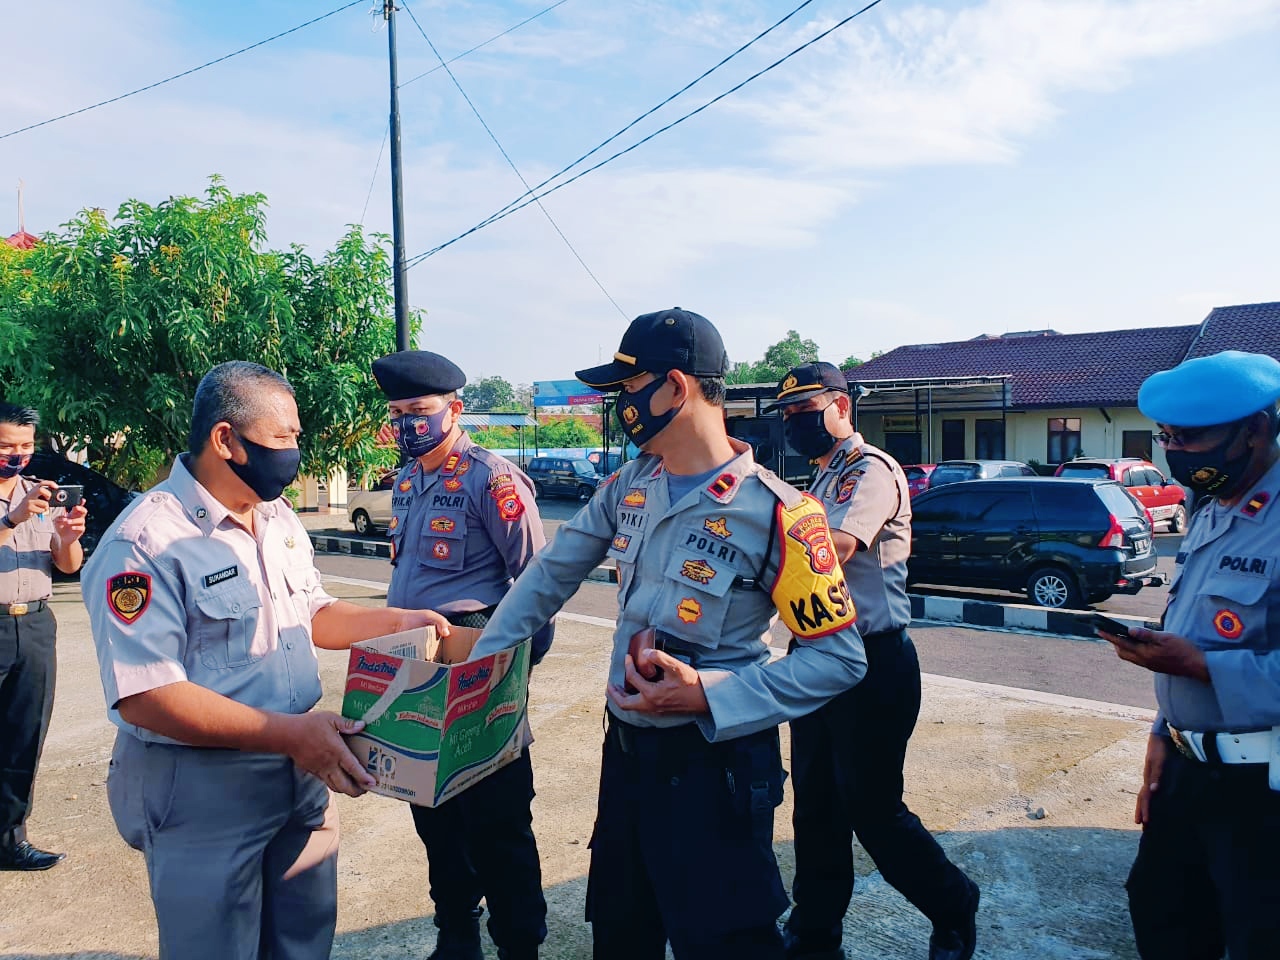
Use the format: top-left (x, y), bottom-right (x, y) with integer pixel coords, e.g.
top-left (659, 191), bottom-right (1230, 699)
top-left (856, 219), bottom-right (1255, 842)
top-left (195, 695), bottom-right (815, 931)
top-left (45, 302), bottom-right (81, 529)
top-left (108, 732), bottom-right (339, 960)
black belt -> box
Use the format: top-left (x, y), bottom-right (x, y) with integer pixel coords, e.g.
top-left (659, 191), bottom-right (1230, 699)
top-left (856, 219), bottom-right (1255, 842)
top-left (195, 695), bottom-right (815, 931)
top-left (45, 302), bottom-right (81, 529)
top-left (0, 599), bottom-right (48, 616)
top-left (861, 626), bottom-right (908, 644)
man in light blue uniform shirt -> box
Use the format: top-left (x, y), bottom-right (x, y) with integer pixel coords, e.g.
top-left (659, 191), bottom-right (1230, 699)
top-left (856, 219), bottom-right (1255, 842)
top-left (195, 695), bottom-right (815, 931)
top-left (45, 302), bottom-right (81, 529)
top-left (1100, 350), bottom-right (1280, 960)
top-left (470, 308), bottom-right (868, 960)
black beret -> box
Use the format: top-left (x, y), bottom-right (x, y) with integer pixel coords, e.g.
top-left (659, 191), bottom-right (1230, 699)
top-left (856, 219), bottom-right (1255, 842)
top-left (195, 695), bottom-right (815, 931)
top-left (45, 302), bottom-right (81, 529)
top-left (371, 351), bottom-right (467, 401)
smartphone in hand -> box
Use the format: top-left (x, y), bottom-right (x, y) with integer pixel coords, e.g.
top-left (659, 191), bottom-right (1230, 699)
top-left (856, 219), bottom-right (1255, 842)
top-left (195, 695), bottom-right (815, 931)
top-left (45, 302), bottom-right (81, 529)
top-left (1092, 613), bottom-right (1139, 641)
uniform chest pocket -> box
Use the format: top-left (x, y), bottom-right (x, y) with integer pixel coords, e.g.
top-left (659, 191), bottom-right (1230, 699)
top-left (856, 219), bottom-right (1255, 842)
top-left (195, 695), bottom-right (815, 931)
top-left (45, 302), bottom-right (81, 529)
top-left (282, 564), bottom-right (321, 626)
top-left (1200, 572), bottom-right (1270, 647)
top-left (418, 512), bottom-right (467, 571)
top-left (651, 547), bottom-right (737, 650)
top-left (193, 582), bottom-right (263, 670)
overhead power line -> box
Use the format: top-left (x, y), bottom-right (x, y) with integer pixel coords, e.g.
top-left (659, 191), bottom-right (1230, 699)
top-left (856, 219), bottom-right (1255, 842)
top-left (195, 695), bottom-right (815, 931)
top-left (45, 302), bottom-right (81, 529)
top-left (0, 0), bottom-right (365, 142)
top-left (405, 0), bottom-right (887, 270)
top-left (400, 1), bottom-right (628, 320)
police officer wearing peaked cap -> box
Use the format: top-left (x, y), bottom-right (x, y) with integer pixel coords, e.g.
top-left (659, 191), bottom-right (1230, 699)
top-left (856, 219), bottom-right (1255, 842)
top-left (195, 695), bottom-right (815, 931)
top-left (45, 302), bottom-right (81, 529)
top-left (370, 349), bottom-right (551, 960)
top-left (1099, 350), bottom-right (1280, 959)
top-left (469, 308), bottom-right (869, 959)
top-left (767, 362), bottom-right (980, 960)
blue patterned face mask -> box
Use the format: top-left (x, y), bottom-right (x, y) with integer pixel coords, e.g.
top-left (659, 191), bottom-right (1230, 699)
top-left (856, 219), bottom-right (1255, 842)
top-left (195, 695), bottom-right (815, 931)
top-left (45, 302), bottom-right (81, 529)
top-left (0, 454), bottom-right (31, 479)
top-left (616, 375), bottom-right (681, 448)
top-left (392, 409), bottom-right (452, 459)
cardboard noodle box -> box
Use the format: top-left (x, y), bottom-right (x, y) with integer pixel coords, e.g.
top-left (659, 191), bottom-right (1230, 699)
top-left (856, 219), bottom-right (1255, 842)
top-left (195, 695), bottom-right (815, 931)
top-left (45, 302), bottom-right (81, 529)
top-left (341, 625), bottom-right (530, 807)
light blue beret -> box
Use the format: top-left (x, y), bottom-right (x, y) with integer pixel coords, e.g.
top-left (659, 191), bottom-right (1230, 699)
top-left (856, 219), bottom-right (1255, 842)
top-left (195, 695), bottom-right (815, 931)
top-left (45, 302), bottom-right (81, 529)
top-left (1139, 350), bottom-right (1280, 427)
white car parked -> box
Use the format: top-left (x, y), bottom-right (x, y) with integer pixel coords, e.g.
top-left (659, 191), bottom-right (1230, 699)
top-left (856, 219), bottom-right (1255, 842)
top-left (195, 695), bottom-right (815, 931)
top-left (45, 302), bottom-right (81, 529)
top-left (347, 471), bottom-right (397, 535)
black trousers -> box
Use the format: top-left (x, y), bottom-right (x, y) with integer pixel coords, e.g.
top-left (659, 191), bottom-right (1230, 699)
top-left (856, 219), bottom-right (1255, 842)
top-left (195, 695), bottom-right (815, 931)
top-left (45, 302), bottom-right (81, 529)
top-left (586, 717), bottom-right (789, 960)
top-left (787, 629), bottom-right (975, 942)
top-left (1127, 745), bottom-right (1280, 960)
top-left (0, 605), bottom-right (57, 846)
top-left (410, 747), bottom-right (547, 948)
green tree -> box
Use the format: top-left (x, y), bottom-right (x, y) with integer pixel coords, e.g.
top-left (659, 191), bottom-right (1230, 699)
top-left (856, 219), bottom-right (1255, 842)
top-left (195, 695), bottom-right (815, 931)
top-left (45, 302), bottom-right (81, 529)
top-left (841, 355), bottom-right (864, 370)
top-left (464, 375), bottom-right (515, 411)
top-left (0, 178), bottom-right (413, 488)
top-left (537, 416), bottom-right (601, 448)
top-left (726, 330), bottom-right (822, 384)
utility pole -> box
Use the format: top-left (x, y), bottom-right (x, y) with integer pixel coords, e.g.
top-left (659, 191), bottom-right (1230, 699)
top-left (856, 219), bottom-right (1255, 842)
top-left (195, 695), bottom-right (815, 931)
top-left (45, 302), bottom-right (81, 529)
top-left (385, 0), bottom-right (411, 351)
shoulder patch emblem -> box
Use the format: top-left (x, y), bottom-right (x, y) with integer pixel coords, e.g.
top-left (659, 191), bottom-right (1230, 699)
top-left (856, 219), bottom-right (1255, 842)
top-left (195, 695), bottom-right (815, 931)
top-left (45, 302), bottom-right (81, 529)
top-left (107, 572), bottom-right (152, 625)
top-left (835, 475), bottom-right (858, 504)
top-left (611, 533), bottom-right (632, 552)
top-left (599, 470), bottom-right (620, 490)
top-left (429, 516), bottom-right (455, 533)
top-left (680, 559), bottom-right (717, 585)
top-left (787, 512), bottom-right (837, 574)
top-left (432, 541), bottom-right (452, 560)
top-left (622, 489), bottom-right (647, 507)
top-left (1242, 491), bottom-right (1271, 517)
top-left (677, 597), bottom-right (703, 624)
top-left (489, 472), bottom-right (525, 521)
top-left (704, 517), bottom-right (731, 540)
top-left (1213, 609), bottom-right (1244, 640)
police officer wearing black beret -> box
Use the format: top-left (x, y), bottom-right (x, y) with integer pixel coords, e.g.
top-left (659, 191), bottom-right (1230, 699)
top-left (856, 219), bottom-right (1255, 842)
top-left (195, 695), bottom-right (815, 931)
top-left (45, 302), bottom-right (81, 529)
top-left (371, 350), bottom-right (552, 960)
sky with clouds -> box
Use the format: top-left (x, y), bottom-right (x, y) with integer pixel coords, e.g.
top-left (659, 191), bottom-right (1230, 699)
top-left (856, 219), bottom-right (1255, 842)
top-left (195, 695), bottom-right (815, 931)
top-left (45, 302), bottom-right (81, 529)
top-left (3, 0), bottom-right (1278, 384)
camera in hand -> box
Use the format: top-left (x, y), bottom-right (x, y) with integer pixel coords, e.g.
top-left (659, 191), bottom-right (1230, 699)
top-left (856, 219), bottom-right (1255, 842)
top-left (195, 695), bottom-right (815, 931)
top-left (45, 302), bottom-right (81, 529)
top-left (51, 485), bottom-right (83, 510)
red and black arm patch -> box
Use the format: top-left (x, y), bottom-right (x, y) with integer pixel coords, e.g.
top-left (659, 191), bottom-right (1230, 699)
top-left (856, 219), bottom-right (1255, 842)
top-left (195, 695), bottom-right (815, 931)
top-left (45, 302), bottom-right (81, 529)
top-left (489, 472), bottom-right (526, 522)
top-left (107, 572), bottom-right (153, 625)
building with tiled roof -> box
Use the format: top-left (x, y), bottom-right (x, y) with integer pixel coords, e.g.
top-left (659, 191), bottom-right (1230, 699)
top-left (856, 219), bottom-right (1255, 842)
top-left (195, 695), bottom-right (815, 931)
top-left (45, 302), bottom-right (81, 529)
top-left (3, 230), bottom-right (38, 250)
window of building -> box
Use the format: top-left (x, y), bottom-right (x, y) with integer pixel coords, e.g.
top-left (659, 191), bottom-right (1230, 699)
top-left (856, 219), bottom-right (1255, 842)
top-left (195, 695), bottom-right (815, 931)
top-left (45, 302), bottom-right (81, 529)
top-left (1122, 429), bottom-right (1152, 461)
top-left (1047, 418), bottom-right (1082, 463)
top-left (974, 419), bottom-right (1004, 459)
top-left (941, 420), bottom-right (965, 461)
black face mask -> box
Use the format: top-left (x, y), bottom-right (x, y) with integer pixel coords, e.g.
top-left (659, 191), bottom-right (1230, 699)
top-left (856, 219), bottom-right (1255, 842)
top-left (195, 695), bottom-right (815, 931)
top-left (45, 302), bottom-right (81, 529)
top-left (616, 376), bottom-right (681, 448)
top-left (1164, 423), bottom-right (1253, 499)
top-left (784, 405), bottom-right (839, 460)
top-left (229, 432), bottom-right (301, 502)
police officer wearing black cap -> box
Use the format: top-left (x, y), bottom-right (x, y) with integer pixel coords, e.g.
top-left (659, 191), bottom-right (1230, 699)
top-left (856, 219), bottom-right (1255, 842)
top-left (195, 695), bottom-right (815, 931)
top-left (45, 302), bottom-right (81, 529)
top-left (370, 350), bottom-right (552, 960)
top-left (1098, 350), bottom-right (1280, 960)
top-left (767, 363), bottom-right (979, 960)
top-left (469, 309), bottom-right (868, 960)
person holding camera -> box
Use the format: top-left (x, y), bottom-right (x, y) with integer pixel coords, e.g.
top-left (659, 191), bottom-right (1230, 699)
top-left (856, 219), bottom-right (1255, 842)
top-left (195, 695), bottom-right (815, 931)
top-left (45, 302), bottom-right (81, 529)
top-left (0, 402), bottom-right (87, 871)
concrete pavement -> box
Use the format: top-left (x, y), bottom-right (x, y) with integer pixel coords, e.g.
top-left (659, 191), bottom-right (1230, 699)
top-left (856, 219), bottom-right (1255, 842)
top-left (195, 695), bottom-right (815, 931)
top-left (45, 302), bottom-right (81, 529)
top-left (0, 571), bottom-right (1155, 959)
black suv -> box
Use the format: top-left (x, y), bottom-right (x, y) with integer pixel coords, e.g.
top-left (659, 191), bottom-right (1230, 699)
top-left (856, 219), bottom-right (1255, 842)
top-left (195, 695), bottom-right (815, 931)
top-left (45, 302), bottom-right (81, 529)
top-left (525, 457), bottom-right (601, 500)
top-left (26, 452), bottom-right (139, 558)
top-left (908, 477), bottom-right (1163, 608)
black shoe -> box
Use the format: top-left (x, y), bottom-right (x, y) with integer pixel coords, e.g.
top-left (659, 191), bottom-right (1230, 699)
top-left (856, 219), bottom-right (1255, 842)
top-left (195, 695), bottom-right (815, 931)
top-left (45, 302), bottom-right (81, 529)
top-left (928, 884), bottom-right (980, 960)
top-left (781, 925), bottom-right (846, 960)
top-left (0, 841), bottom-right (66, 871)
top-left (496, 948), bottom-right (539, 960)
top-left (427, 908), bottom-right (484, 960)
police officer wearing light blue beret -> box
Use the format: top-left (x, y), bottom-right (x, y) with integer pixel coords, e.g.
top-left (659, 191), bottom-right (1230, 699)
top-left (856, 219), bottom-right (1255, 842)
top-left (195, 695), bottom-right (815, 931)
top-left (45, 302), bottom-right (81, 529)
top-left (1098, 350), bottom-right (1280, 960)
top-left (371, 350), bottom-right (552, 960)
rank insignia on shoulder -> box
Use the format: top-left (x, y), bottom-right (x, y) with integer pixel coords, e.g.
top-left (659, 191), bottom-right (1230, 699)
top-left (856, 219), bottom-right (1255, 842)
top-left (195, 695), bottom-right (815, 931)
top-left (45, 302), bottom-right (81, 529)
top-left (677, 597), bottom-right (703, 624)
top-left (1242, 491), bottom-right (1271, 517)
top-left (442, 452), bottom-right (461, 474)
top-left (622, 489), bottom-right (647, 507)
top-left (706, 473), bottom-right (736, 500)
top-left (107, 572), bottom-right (152, 625)
top-left (704, 516), bottom-right (731, 539)
top-left (1213, 608), bottom-right (1244, 639)
top-left (599, 471), bottom-right (619, 490)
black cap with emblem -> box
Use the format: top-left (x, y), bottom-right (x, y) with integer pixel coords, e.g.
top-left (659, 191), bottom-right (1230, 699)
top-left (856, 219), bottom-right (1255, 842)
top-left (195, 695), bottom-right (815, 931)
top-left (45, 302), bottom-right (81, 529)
top-left (371, 350), bottom-right (467, 402)
top-left (762, 361), bottom-right (849, 413)
top-left (575, 308), bottom-right (730, 389)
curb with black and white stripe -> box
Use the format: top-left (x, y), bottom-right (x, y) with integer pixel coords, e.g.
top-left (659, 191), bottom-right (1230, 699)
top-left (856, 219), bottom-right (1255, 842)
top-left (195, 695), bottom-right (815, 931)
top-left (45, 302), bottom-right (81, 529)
top-left (310, 534), bottom-right (1154, 638)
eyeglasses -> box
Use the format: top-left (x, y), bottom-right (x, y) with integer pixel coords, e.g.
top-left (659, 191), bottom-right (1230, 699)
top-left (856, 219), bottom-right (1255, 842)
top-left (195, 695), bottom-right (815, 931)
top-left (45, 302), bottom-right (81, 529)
top-left (1153, 423), bottom-right (1234, 449)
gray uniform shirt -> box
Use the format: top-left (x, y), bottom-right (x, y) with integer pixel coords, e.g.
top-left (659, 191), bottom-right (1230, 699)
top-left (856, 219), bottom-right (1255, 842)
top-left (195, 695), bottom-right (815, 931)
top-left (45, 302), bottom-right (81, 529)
top-left (1156, 452), bottom-right (1280, 733)
top-left (470, 439), bottom-right (868, 742)
top-left (809, 434), bottom-right (912, 636)
top-left (0, 476), bottom-right (62, 604)
top-left (82, 456), bottom-right (337, 743)
top-left (385, 433), bottom-right (552, 659)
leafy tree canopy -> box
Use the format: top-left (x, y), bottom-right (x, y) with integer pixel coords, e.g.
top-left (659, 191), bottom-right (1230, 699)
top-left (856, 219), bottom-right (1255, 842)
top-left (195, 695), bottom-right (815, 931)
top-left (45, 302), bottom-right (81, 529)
top-left (0, 177), bottom-right (414, 488)
top-left (726, 330), bottom-right (822, 385)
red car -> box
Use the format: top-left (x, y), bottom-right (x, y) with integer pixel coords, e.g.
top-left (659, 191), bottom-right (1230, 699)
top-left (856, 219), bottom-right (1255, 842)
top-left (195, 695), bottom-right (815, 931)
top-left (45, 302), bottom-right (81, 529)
top-left (1054, 458), bottom-right (1188, 532)
top-left (903, 464), bottom-right (936, 497)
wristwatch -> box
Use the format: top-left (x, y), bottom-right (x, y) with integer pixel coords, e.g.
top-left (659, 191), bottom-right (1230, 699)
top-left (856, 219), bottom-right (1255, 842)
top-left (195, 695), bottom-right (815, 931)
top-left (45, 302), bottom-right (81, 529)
top-left (1, 514), bottom-right (16, 529)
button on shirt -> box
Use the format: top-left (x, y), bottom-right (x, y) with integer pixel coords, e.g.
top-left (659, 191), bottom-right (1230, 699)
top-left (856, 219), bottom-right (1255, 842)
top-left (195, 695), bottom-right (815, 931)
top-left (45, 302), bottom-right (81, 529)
top-left (0, 477), bottom-right (61, 605)
top-left (1156, 454), bottom-right (1280, 734)
top-left (386, 433), bottom-right (552, 659)
top-left (82, 456), bottom-right (336, 743)
top-left (470, 440), bottom-right (867, 742)
top-left (809, 435), bottom-right (911, 636)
